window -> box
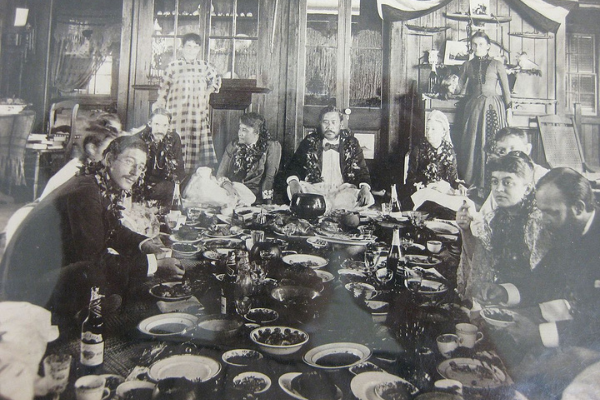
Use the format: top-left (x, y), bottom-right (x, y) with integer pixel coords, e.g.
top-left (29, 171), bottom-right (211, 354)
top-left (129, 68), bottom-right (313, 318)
top-left (74, 56), bottom-right (113, 95)
top-left (566, 33), bottom-right (597, 115)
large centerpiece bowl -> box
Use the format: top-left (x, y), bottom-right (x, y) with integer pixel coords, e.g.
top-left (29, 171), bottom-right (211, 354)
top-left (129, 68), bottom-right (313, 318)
top-left (290, 193), bottom-right (326, 220)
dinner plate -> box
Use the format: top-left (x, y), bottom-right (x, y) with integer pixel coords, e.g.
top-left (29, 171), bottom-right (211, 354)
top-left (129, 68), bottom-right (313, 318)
top-left (337, 269), bottom-right (367, 279)
top-left (424, 221), bottom-right (459, 235)
top-left (278, 372), bottom-right (342, 400)
top-left (350, 371), bottom-right (419, 400)
top-left (204, 224), bottom-right (243, 238)
top-left (303, 342), bottom-right (372, 370)
top-left (149, 282), bottom-right (193, 301)
top-left (315, 229), bottom-right (374, 246)
top-left (169, 234), bottom-right (202, 243)
top-left (137, 313), bottom-right (198, 337)
top-left (273, 231), bottom-right (313, 240)
top-left (222, 349), bottom-right (264, 366)
top-left (148, 355), bottom-right (221, 382)
top-left (437, 358), bottom-right (507, 389)
top-left (412, 279), bottom-right (448, 295)
top-left (405, 254), bottom-right (442, 266)
top-left (315, 270), bottom-right (335, 283)
top-left (282, 254), bottom-right (328, 269)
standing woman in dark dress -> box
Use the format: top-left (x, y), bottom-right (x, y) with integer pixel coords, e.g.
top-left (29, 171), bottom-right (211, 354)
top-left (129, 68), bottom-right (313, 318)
top-left (458, 31), bottom-right (512, 195)
top-left (135, 108), bottom-right (185, 203)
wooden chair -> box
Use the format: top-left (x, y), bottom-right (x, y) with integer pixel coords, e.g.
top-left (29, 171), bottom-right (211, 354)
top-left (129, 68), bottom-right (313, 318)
top-left (48, 100), bottom-right (80, 160)
top-left (537, 113), bottom-right (595, 174)
top-left (0, 111), bottom-right (36, 194)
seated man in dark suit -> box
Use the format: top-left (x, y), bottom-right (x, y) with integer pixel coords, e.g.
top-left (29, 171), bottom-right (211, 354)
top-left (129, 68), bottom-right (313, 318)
top-left (284, 106), bottom-right (373, 211)
top-left (0, 135), bottom-right (184, 319)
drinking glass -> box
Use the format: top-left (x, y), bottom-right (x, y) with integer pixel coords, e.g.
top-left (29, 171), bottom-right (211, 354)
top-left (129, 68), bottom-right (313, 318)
top-left (381, 203), bottom-right (391, 216)
top-left (235, 297), bottom-right (252, 316)
top-left (186, 207), bottom-right (202, 224)
top-left (405, 268), bottom-right (423, 293)
top-left (251, 230), bottom-right (265, 243)
top-left (43, 354), bottom-right (72, 397)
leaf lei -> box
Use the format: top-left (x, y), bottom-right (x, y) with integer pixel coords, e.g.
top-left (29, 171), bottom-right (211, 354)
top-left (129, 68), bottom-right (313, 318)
top-left (303, 130), bottom-right (357, 183)
top-left (232, 137), bottom-right (268, 179)
top-left (420, 139), bottom-right (455, 184)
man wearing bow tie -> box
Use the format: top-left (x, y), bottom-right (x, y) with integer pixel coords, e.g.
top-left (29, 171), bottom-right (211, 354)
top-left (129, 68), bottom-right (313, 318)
top-left (285, 106), bottom-right (373, 210)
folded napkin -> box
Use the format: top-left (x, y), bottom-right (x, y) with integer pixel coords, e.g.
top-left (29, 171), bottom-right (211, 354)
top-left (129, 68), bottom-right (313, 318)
top-left (411, 188), bottom-right (468, 212)
top-left (156, 296), bottom-right (204, 314)
top-left (0, 302), bottom-right (59, 400)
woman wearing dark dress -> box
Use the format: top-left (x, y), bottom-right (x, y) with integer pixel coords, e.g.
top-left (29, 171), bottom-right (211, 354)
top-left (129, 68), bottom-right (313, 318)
top-left (458, 31), bottom-right (512, 194)
top-left (135, 108), bottom-right (185, 203)
top-left (217, 112), bottom-right (281, 204)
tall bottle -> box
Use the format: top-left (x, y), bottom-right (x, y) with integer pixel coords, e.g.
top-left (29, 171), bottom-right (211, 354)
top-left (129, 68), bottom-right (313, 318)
top-left (220, 251), bottom-right (237, 315)
top-left (234, 252), bottom-right (254, 317)
top-left (429, 63), bottom-right (438, 93)
top-left (170, 181), bottom-right (182, 212)
top-left (387, 228), bottom-right (405, 287)
top-left (80, 287), bottom-right (104, 374)
top-left (389, 184), bottom-right (401, 213)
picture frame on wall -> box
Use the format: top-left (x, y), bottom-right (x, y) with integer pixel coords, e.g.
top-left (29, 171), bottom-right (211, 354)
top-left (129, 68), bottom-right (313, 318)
top-left (354, 133), bottom-right (375, 160)
top-left (443, 41), bottom-right (470, 66)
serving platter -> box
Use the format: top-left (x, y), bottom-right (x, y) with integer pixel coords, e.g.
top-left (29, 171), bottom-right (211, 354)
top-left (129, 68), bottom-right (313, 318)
top-left (201, 238), bottom-right (243, 248)
top-left (278, 372), bottom-right (342, 400)
top-left (137, 313), bottom-right (198, 337)
top-left (148, 354), bottom-right (221, 382)
top-left (424, 221), bottom-right (459, 235)
top-left (315, 229), bottom-right (374, 245)
top-left (350, 371), bottom-right (419, 400)
top-left (149, 282), bottom-right (193, 301)
top-left (303, 342), bottom-right (372, 370)
top-left (282, 254), bottom-right (328, 269)
top-left (169, 234), bottom-right (202, 243)
top-left (405, 254), bottom-right (442, 266)
top-left (437, 358), bottom-right (507, 389)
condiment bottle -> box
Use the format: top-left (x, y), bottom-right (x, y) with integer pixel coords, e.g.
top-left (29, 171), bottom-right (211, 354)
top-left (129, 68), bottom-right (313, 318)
top-left (220, 251), bottom-right (237, 315)
top-left (80, 287), bottom-right (104, 374)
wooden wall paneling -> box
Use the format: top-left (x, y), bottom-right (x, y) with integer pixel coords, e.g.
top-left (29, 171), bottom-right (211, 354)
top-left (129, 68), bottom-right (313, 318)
top-left (556, 23), bottom-right (567, 114)
top-left (118, 0), bottom-right (135, 127)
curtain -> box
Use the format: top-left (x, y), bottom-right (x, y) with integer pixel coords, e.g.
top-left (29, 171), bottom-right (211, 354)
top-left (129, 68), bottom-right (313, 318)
top-left (50, 21), bottom-right (120, 92)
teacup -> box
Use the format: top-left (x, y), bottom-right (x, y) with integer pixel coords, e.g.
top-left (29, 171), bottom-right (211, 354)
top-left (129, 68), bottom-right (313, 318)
top-left (436, 334), bottom-right (459, 358)
top-left (427, 240), bottom-right (442, 254)
top-left (456, 323), bottom-right (484, 348)
top-left (75, 375), bottom-right (110, 400)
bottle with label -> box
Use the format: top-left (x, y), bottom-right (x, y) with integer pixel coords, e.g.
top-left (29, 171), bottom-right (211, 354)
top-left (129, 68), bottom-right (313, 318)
top-left (387, 228), bottom-right (405, 288)
top-left (429, 63), bottom-right (438, 93)
top-left (234, 252), bottom-right (254, 317)
top-left (389, 184), bottom-right (401, 213)
top-left (220, 251), bottom-right (237, 315)
top-left (80, 287), bottom-right (104, 374)
top-left (166, 181), bottom-right (182, 230)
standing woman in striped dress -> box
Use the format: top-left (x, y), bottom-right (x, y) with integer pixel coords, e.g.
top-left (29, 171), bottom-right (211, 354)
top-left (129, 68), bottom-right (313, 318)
top-left (457, 31), bottom-right (512, 197)
top-left (154, 33), bottom-right (222, 173)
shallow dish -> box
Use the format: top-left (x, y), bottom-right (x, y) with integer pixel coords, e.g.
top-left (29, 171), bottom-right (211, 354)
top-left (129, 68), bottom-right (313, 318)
top-left (278, 372), bottom-right (342, 400)
top-left (375, 380), bottom-right (419, 400)
top-left (415, 280), bottom-right (448, 295)
top-left (115, 380), bottom-right (155, 400)
top-left (205, 224), bottom-right (243, 238)
top-left (315, 270), bottom-right (335, 283)
top-left (137, 313), bottom-right (198, 337)
top-left (350, 371), bottom-right (419, 400)
top-left (196, 315), bottom-right (243, 339)
top-left (222, 349), bottom-right (263, 367)
top-left (424, 221), bottom-right (459, 235)
top-left (405, 254), bottom-right (441, 266)
top-left (148, 354), bottom-right (221, 382)
top-left (349, 361), bottom-right (383, 376)
top-left (306, 237), bottom-right (328, 249)
top-left (250, 326), bottom-right (309, 356)
top-left (303, 342), bottom-right (372, 370)
top-left (437, 358), bottom-right (507, 389)
top-left (481, 307), bottom-right (517, 328)
top-left (345, 282), bottom-right (378, 300)
top-left (282, 254), bottom-right (328, 269)
top-left (270, 286), bottom-right (321, 307)
top-left (171, 243), bottom-right (201, 258)
top-left (244, 308), bottom-right (279, 324)
top-left (232, 371), bottom-right (271, 394)
top-left (149, 282), bottom-right (193, 301)
top-left (201, 238), bottom-right (243, 248)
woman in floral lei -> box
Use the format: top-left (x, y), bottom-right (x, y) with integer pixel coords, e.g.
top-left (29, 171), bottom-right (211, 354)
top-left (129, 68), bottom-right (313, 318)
top-left (216, 112), bottom-right (281, 204)
top-left (135, 108), bottom-right (185, 202)
top-left (406, 110), bottom-right (462, 193)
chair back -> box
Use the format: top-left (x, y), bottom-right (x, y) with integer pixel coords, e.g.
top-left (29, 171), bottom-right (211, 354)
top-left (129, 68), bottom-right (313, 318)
top-left (48, 100), bottom-right (79, 160)
top-left (0, 111), bottom-right (36, 188)
top-left (537, 114), bottom-right (586, 173)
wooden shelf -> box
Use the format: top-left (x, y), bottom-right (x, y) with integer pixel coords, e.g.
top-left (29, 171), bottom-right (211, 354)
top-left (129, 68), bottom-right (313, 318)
top-left (509, 32), bottom-right (553, 39)
top-left (444, 12), bottom-right (511, 24)
top-left (405, 24), bottom-right (450, 35)
top-left (209, 79), bottom-right (270, 110)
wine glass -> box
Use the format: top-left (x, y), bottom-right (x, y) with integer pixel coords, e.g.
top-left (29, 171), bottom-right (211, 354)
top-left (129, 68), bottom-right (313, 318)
top-left (405, 268), bottom-right (423, 293)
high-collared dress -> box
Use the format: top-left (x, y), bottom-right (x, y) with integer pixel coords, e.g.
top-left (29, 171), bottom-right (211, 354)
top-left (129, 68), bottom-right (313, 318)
top-left (155, 58), bottom-right (222, 172)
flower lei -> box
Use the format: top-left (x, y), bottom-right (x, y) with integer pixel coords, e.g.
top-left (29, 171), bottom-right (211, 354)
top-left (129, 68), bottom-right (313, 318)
top-left (140, 128), bottom-right (179, 180)
top-left (232, 137), bottom-right (268, 180)
top-left (303, 130), bottom-right (360, 183)
top-left (80, 161), bottom-right (130, 242)
top-left (421, 139), bottom-right (455, 184)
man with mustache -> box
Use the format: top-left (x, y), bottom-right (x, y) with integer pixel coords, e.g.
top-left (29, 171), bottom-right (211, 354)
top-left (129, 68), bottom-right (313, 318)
top-left (284, 106), bottom-right (373, 211)
top-left (0, 134), bottom-right (184, 319)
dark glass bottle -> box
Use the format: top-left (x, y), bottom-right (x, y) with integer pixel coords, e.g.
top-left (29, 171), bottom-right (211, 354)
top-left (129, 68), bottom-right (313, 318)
top-left (429, 64), bottom-right (438, 93)
top-left (389, 184), bottom-right (401, 213)
top-left (80, 287), bottom-right (104, 374)
top-left (220, 251), bottom-right (237, 315)
top-left (170, 181), bottom-right (182, 212)
top-left (387, 228), bottom-right (405, 287)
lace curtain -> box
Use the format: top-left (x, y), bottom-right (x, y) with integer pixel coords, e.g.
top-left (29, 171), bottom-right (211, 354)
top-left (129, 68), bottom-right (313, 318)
top-left (50, 21), bottom-right (120, 92)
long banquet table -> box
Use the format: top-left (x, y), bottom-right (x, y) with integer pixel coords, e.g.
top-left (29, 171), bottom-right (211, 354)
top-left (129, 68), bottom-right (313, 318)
top-left (41, 207), bottom-right (523, 400)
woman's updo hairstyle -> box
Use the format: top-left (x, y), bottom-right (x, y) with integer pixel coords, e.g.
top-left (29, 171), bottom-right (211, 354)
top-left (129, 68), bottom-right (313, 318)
top-left (471, 30), bottom-right (491, 45)
top-left (487, 150), bottom-right (534, 184)
top-left (240, 112), bottom-right (269, 140)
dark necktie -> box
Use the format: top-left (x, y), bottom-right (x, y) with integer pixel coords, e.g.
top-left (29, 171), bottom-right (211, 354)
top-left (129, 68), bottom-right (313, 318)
top-left (323, 142), bottom-right (339, 152)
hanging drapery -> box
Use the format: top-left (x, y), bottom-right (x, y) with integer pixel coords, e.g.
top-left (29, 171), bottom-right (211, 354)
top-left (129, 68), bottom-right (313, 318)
top-left (50, 21), bottom-right (120, 92)
top-left (375, 0), bottom-right (575, 31)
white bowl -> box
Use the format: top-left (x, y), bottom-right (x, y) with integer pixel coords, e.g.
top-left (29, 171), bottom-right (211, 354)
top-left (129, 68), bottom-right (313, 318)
top-left (222, 349), bottom-right (263, 367)
top-left (481, 307), bottom-right (517, 328)
top-left (232, 371), bottom-right (271, 394)
top-left (250, 326), bottom-right (309, 356)
top-left (115, 381), bottom-right (155, 399)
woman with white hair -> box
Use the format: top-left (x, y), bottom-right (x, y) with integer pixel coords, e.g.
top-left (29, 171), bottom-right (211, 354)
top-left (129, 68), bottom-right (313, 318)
top-left (406, 110), bottom-right (462, 192)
